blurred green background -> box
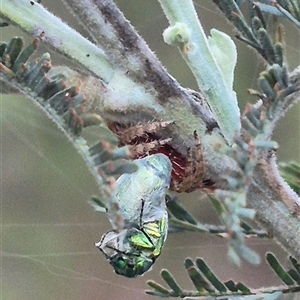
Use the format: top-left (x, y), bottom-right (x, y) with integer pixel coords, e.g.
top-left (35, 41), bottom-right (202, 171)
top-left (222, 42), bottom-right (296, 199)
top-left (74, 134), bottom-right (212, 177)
top-left (1, 1), bottom-right (299, 300)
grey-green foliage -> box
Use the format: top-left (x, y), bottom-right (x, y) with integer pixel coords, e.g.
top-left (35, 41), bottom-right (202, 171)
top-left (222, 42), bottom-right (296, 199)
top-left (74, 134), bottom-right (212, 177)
top-left (1, 0), bottom-right (300, 299)
top-left (146, 254), bottom-right (300, 298)
top-left (91, 194), bottom-right (300, 298)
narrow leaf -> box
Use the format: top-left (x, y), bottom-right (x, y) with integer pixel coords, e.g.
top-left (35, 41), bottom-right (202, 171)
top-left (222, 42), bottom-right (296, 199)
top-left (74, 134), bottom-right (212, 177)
top-left (235, 282), bottom-right (251, 294)
top-left (184, 258), bottom-right (213, 293)
top-left (280, 161), bottom-right (300, 196)
top-left (146, 280), bottom-right (170, 296)
top-left (224, 280), bottom-right (238, 292)
top-left (266, 253), bottom-right (295, 285)
top-left (289, 256), bottom-right (300, 274)
top-left (166, 200), bottom-right (198, 225)
top-left (239, 245), bottom-right (261, 265)
top-left (161, 269), bottom-right (183, 296)
top-left (253, 3), bottom-right (283, 17)
top-left (187, 266), bottom-right (214, 293)
top-left (240, 221), bottom-right (252, 232)
top-left (208, 195), bottom-right (225, 215)
top-left (89, 196), bottom-right (107, 212)
top-left (184, 258), bottom-right (194, 269)
top-left (287, 269), bottom-right (300, 283)
top-left (168, 218), bottom-right (208, 233)
top-left (195, 258), bottom-right (227, 293)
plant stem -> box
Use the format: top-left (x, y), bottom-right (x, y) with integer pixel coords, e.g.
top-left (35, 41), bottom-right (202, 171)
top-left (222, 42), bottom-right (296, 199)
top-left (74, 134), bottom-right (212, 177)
top-left (158, 0), bottom-right (241, 144)
top-left (2, 0), bottom-right (300, 262)
top-left (0, 0), bottom-right (114, 82)
top-left (249, 154), bottom-right (300, 261)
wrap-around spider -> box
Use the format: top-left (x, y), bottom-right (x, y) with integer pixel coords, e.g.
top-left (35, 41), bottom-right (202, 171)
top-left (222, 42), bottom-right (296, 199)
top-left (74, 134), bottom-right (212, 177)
top-left (107, 120), bottom-right (204, 193)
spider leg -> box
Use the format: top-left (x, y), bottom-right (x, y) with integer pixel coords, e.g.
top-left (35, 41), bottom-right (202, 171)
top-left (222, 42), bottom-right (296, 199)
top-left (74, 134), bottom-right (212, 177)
top-left (172, 131), bottom-right (203, 192)
top-left (186, 130), bottom-right (204, 192)
top-left (119, 121), bottom-right (174, 144)
top-left (181, 146), bottom-right (195, 191)
top-left (128, 138), bottom-right (172, 157)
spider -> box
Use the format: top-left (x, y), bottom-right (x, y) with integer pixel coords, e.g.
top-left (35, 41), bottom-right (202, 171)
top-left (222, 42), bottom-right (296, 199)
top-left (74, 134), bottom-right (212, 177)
top-left (107, 120), bottom-right (204, 193)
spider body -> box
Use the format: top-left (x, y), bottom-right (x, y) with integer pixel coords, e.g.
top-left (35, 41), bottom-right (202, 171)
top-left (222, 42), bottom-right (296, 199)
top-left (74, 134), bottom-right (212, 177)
top-left (95, 153), bottom-right (172, 277)
top-left (108, 121), bottom-right (204, 192)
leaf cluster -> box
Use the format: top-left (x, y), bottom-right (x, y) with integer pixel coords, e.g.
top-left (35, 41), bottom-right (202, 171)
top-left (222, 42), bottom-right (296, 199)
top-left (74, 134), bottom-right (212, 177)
top-left (1, 1), bottom-right (300, 299)
top-left (146, 254), bottom-right (300, 299)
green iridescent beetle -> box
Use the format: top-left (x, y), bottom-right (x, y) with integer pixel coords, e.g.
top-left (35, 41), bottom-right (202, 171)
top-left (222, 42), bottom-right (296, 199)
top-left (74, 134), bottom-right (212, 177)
top-left (95, 153), bottom-right (172, 278)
